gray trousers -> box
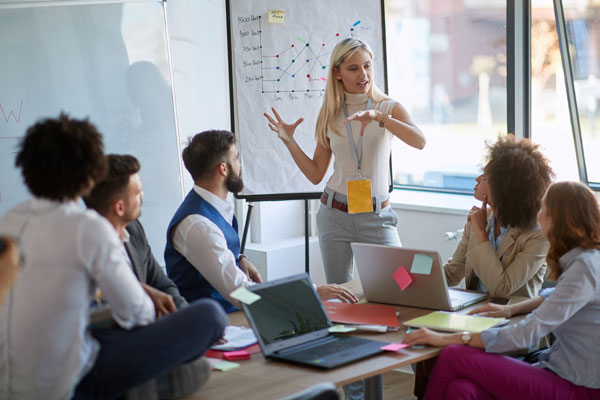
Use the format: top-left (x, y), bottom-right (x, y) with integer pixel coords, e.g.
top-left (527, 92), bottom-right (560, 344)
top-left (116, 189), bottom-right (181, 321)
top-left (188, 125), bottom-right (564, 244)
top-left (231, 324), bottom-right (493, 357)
top-left (317, 202), bottom-right (401, 284)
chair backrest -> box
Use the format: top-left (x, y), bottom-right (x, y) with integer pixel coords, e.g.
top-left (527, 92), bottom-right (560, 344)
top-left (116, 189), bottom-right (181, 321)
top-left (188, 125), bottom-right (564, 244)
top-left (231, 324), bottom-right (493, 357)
top-left (281, 382), bottom-right (339, 400)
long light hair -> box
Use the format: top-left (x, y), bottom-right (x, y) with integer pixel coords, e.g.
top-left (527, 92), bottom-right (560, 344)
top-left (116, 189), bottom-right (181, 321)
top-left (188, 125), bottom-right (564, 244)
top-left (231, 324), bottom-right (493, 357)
top-left (544, 181), bottom-right (600, 280)
top-left (315, 38), bottom-right (389, 148)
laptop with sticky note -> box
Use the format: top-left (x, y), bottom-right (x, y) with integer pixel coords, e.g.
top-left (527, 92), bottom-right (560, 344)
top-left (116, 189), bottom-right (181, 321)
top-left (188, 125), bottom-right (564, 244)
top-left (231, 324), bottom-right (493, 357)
top-left (351, 243), bottom-right (487, 311)
top-left (241, 273), bottom-right (387, 369)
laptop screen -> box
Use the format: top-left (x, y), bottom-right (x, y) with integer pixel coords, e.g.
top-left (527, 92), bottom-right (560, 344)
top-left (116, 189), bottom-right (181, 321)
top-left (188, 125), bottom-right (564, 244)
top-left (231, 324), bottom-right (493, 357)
top-left (244, 274), bottom-right (330, 346)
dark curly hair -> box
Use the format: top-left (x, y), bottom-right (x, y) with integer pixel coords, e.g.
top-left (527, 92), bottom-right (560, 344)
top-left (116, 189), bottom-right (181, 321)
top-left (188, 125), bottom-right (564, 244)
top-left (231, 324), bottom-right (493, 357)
top-left (182, 130), bottom-right (236, 181)
top-left (15, 113), bottom-right (106, 201)
top-left (484, 136), bottom-right (554, 229)
top-left (83, 154), bottom-right (140, 215)
top-left (544, 181), bottom-right (600, 280)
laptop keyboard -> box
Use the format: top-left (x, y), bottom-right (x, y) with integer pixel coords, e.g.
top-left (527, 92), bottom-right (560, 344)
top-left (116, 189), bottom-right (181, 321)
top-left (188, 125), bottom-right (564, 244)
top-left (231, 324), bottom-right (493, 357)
top-left (279, 336), bottom-right (373, 362)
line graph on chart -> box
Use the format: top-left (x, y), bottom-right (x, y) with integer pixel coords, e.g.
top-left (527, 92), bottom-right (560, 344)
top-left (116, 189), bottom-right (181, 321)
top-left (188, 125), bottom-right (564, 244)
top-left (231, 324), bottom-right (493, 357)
top-left (258, 19), bottom-right (368, 94)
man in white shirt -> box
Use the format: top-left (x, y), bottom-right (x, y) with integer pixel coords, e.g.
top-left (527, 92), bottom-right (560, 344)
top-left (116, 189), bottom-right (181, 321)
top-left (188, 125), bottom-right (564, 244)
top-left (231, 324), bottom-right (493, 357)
top-left (164, 129), bottom-right (358, 313)
top-left (0, 115), bottom-right (225, 400)
top-left (84, 153), bottom-right (220, 397)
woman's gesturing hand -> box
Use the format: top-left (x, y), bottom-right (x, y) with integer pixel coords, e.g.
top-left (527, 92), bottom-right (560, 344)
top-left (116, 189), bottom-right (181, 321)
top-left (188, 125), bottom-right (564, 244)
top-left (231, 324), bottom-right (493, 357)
top-left (345, 110), bottom-right (380, 137)
top-left (264, 107), bottom-right (304, 145)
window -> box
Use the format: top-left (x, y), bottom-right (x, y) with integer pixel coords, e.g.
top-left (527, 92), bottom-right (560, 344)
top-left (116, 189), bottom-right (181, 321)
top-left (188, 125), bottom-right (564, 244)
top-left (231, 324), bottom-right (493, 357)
top-left (385, 0), bottom-right (507, 193)
top-left (530, 0), bottom-right (579, 182)
top-left (553, 0), bottom-right (600, 185)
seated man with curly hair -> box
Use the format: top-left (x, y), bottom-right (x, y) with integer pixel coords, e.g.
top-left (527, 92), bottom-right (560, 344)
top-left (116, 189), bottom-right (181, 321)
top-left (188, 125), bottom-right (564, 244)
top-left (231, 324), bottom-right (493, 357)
top-left (444, 135), bottom-right (555, 298)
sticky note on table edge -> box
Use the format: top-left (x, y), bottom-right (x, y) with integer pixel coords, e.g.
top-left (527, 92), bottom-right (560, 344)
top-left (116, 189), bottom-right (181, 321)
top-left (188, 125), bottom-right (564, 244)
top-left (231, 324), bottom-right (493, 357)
top-left (392, 266), bottom-right (413, 291)
top-left (211, 360), bottom-right (240, 372)
top-left (268, 10), bottom-right (284, 24)
top-left (381, 343), bottom-right (408, 352)
top-left (410, 254), bottom-right (433, 275)
top-left (230, 286), bottom-right (261, 305)
top-left (223, 350), bottom-right (251, 361)
top-left (328, 324), bottom-right (357, 333)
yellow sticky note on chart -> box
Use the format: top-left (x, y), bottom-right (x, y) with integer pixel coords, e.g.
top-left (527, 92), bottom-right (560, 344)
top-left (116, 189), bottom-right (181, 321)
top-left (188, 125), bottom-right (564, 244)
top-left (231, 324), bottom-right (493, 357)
top-left (230, 287), bottom-right (261, 305)
top-left (268, 10), bottom-right (284, 24)
top-left (347, 179), bottom-right (373, 214)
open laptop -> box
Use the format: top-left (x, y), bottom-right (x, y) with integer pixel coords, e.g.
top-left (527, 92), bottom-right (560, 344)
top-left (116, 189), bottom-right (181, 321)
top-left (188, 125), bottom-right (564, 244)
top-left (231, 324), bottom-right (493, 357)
top-left (241, 273), bottom-right (388, 370)
top-left (351, 243), bottom-right (487, 311)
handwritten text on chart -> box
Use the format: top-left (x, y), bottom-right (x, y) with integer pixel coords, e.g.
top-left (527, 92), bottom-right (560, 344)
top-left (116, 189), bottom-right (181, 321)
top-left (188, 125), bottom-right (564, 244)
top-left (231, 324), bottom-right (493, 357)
top-left (0, 100), bottom-right (24, 123)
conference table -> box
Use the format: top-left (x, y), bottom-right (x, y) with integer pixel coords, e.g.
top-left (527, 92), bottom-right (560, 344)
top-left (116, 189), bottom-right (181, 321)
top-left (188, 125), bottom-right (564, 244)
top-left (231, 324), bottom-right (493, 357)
top-left (185, 281), bottom-right (503, 400)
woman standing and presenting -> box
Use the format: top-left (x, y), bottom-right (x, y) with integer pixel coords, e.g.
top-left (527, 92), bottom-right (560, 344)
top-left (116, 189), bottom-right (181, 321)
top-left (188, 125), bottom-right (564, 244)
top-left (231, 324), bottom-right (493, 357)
top-left (264, 38), bottom-right (425, 284)
top-left (404, 181), bottom-right (600, 399)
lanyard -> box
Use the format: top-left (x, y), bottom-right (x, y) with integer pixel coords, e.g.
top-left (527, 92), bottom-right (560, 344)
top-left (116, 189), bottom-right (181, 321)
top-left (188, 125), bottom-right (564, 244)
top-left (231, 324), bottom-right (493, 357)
top-left (342, 98), bottom-right (372, 174)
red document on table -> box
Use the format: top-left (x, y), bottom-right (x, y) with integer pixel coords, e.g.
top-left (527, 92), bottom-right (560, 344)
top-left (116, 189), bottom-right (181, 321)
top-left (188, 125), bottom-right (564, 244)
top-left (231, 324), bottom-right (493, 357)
top-left (323, 301), bottom-right (399, 328)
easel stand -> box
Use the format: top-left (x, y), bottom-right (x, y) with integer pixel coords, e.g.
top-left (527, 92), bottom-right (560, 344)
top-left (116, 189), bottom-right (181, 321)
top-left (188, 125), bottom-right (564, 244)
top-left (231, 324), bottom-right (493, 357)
top-left (237, 194), bottom-right (321, 275)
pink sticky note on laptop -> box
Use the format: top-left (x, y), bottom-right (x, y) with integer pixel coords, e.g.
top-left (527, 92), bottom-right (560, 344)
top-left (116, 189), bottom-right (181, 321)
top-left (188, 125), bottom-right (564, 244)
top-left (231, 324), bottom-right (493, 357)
top-left (392, 266), bottom-right (413, 291)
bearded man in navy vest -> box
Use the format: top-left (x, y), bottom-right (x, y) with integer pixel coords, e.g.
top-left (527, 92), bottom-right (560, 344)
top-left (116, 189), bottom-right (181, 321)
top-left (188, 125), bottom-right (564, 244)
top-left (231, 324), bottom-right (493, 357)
top-left (165, 130), bottom-right (358, 313)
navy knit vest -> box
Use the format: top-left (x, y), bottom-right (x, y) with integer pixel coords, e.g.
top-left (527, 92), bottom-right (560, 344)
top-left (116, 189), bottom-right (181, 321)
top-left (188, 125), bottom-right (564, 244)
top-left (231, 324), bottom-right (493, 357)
top-left (165, 189), bottom-right (240, 313)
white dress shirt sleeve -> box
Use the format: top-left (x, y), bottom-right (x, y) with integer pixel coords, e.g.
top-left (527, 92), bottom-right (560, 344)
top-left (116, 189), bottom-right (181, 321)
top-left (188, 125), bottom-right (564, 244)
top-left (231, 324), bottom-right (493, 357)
top-left (481, 258), bottom-right (596, 352)
top-left (80, 215), bottom-right (155, 329)
top-left (172, 214), bottom-right (253, 307)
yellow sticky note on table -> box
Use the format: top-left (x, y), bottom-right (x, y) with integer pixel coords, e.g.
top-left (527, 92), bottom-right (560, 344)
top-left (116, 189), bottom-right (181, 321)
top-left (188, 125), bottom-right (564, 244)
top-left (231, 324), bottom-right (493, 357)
top-left (268, 10), bottom-right (284, 24)
top-left (230, 287), bottom-right (261, 305)
top-left (347, 179), bottom-right (372, 214)
top-left (212, 360), bottom-right (240, 372)
top-left (328, 324), bottom-right (357, 333)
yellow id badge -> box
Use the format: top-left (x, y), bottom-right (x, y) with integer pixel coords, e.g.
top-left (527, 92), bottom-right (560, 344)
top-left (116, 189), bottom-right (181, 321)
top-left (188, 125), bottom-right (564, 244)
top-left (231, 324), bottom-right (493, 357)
top-left (346, 178), bottom-right (372, 214)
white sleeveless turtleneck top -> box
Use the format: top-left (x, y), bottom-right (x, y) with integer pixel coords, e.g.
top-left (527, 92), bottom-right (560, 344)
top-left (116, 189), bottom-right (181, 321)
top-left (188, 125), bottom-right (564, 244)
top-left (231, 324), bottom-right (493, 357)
top-left (325, 92), bottom-right (395, 196)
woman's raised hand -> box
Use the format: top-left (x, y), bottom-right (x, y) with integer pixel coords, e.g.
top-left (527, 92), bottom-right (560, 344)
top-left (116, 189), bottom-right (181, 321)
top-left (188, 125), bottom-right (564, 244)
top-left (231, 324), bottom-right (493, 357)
top-left (264, 107), bottom-right (304, 145)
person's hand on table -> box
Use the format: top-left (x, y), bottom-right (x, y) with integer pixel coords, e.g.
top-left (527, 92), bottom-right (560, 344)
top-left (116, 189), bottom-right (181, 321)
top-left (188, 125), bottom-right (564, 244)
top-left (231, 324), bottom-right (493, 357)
top-left (240, 257), bottom-right (263, 283)
top-left (316, 284), bottom-right (358, 303)
top-left (402, 327), bottom-right (453, 348)
top-left (468, 302), bottom-right (512, 318)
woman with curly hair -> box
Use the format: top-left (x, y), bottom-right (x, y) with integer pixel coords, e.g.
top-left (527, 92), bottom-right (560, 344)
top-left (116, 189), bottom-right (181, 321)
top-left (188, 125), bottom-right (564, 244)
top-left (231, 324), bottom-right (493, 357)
top-left (444, 135), bottom-right (554, 298)
top-left (404, 181), bottom-right (600, 398)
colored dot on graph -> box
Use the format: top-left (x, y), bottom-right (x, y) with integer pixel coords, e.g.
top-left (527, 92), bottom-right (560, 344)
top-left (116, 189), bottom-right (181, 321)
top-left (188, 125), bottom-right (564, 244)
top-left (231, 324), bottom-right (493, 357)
top-left (336, 33), bottom-right (340, 36)
top-left (322, 43), bottom-right (325, 46)
top-left (276, 66), bottom-right (280, 69)
top-left (291, 44), bottom-right (295, 47)
top-left (351, 28), bottom-right (354, 31)
top-left (307, 74), bottom-right (310, 78)
top-left (292, 74), bottom-right (295, 77)
top-left (306, 43), bottom-right (309, 46)
top-left (322, 66), bottom-right (326, 69)
top-left (306, 59), bottom-right (309, 63)
top-left (277, 79), bottom-right (280, 81)
top-left (292, 60), bottom-right (295, 63)
top-left (276, 55), bottom-right (279, 58)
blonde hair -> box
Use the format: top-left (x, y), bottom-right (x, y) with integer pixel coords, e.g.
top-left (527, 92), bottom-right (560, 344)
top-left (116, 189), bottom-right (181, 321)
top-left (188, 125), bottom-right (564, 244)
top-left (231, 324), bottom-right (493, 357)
top-left (315, 38), bottom-right (390, 148)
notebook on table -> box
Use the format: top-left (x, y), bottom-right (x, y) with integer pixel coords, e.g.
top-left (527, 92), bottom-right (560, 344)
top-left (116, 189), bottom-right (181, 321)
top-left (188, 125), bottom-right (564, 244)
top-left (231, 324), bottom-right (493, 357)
top-left (241, 273), bottom-right (388, 370)
top-left (404, 311), bottom-right (507, 332)
top-left (351, 242), bottom-right (488, 311)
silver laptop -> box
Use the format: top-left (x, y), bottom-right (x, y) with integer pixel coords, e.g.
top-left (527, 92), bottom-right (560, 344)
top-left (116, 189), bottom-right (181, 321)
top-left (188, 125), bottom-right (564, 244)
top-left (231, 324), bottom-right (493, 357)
top-left (351, 243), bottom-right (487, 311)
top-left (241, 273), bottom-right (387, 369)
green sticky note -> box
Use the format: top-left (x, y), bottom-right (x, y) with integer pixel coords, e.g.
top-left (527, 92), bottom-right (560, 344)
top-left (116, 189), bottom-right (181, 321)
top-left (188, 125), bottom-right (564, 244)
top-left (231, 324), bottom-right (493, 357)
top-left (230, 287), bottom-right (261, 305)
top-left (410, 254), bottom-right (433, 275)
top-left (328, 324), bottom-right (357, 333)
top-left (212, 360), bottom-right (240, 372)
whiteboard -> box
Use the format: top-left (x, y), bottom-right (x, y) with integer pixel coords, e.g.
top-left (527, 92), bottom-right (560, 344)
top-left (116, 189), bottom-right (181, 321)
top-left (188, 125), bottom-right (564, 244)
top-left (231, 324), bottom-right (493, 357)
top-left (0, 1), bottom-right (183, 263)
top-left (227, 0), bottom-right (385, 199)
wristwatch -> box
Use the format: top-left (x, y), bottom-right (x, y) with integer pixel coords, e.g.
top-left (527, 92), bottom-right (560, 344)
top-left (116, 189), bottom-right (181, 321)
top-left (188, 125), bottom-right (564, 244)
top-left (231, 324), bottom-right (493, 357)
top-left (377, 112), bottom-right (390, 128)
top-left (461, 331), bottom-right (472, 346)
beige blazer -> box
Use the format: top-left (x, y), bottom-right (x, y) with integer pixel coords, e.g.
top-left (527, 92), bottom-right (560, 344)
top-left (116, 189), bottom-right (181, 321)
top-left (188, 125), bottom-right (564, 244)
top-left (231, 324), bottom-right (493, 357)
top-left (444, 217), bottom-right (548, 298)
